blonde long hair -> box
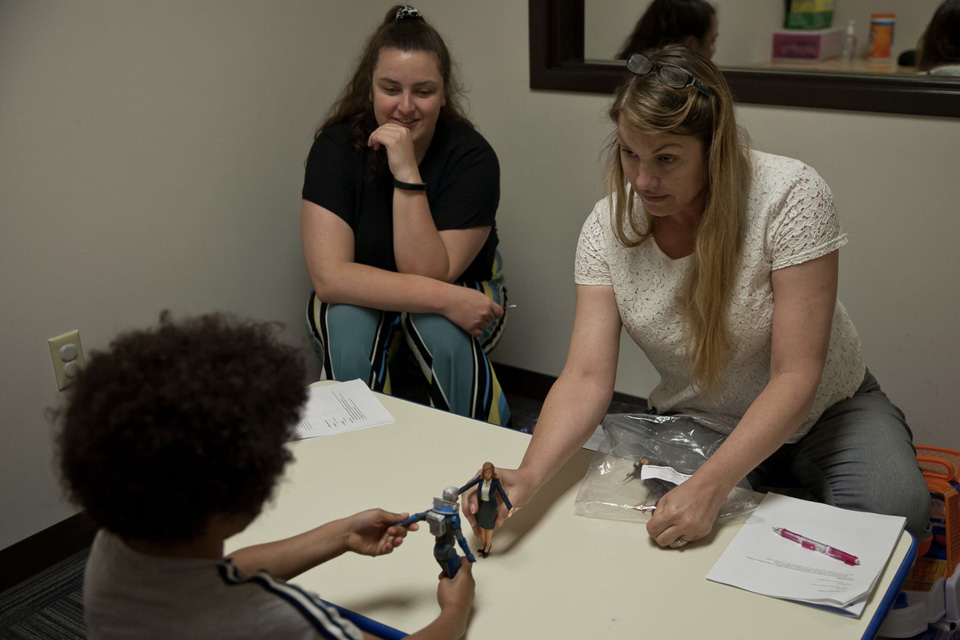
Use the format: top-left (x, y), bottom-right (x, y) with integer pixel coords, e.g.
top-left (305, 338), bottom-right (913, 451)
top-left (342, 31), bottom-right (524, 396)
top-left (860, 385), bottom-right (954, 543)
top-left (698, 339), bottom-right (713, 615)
top-left (605, 45), bottom-right (751, 396)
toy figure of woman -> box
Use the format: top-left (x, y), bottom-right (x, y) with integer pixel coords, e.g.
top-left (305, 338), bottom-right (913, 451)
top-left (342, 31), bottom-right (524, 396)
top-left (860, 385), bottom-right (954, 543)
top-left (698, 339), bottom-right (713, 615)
top-left (459, 462), bottom-right (514, 557)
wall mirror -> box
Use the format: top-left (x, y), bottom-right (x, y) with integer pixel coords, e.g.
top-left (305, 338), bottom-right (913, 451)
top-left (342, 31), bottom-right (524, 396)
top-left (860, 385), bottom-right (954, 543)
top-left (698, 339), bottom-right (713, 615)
top-left (529, 0), bottom-right (960, 118)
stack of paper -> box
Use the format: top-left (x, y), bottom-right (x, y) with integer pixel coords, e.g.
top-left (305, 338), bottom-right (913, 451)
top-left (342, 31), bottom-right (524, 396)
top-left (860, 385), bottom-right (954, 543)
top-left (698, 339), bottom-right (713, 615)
top-left (293, 379), bottom-right (395, 440)
top-left (707, 493), bottom-right (906, 616)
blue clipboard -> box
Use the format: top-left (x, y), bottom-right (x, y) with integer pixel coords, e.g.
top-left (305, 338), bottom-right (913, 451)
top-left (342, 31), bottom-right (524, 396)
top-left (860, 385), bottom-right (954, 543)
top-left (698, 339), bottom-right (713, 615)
top-left (862, 532), bottom-right (918, 640)
top-left (325, 600), bottom-right (408, 639)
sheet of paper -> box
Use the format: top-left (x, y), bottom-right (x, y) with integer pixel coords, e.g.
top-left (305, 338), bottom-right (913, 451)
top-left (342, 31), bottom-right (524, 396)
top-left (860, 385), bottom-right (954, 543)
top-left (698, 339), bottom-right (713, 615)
top-left (641, 464), bottom-right (692, 485)
top-left (293, 380), bottom-right (395, 440)
top-left (706, 492), bottom-right (906, 617)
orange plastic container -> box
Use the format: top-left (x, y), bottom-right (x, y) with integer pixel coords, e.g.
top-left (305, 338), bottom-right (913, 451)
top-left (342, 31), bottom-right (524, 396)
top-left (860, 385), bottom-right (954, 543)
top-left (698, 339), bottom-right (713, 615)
top-left (917, 446), bottom-right (960, 483)
top-left (868, 13), bottom-right (896, 60)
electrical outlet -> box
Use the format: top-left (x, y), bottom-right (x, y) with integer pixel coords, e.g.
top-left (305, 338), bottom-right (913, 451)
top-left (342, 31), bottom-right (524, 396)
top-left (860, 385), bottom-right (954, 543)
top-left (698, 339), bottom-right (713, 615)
top-left (48, 330), bottom-right (85, 390)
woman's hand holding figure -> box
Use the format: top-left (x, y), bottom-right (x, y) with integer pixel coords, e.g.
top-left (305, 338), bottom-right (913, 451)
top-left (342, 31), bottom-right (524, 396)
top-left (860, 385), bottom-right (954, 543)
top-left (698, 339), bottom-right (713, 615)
top-left (461, 466), bottom-right (531, 538)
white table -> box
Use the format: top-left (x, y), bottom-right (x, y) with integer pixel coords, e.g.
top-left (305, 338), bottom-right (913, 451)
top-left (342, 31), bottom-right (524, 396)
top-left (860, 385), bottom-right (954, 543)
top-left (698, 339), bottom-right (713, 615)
top-left (227, 389), bottom-right (913, 639)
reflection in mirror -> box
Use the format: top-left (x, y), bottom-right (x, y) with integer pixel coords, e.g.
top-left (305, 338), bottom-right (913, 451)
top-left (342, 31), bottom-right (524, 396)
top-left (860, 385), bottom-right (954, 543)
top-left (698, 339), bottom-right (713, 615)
top-left (529, 0), bottom-right (960, 118)
top-left (585, 0), bottom-right (946, 77)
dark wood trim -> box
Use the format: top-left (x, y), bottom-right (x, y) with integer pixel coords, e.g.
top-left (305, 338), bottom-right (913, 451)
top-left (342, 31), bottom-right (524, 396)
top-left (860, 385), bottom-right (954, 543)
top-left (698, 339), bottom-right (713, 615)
top-left (0, 511), bottom-right (97, 595)
top-left (529, 0), bottom-right (960, 118)
top-left (496, 362), bottom-right (647, 407)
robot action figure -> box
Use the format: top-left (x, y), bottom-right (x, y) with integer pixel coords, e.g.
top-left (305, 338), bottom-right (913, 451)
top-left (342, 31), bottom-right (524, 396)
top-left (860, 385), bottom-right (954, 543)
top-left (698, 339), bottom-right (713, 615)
top-left (397, 486), bottom-right (476, 578)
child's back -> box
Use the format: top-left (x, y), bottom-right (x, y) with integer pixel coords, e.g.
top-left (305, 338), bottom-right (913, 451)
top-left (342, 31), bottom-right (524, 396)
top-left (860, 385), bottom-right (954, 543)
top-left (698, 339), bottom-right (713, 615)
top-left (85, 530), bottom-right (357, 639)
top-left (57, 312), bottom-right (473, 640)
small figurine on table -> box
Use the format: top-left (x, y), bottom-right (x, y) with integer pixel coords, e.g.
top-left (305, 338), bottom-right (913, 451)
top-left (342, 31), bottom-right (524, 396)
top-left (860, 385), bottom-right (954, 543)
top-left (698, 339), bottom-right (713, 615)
top-left (624, 456), bottom-right (675, 504)
top-left (397, 486), bottom-right (476, 578)
top-left (623, 457), bottom-right (653, 483)
top-left (459, 462), bottom-right (515, 558)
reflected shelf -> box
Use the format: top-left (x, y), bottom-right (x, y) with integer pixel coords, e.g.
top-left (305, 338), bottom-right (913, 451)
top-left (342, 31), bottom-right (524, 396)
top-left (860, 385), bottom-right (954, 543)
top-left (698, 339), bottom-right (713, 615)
top-left (530, 0), bottom-right (960, 118)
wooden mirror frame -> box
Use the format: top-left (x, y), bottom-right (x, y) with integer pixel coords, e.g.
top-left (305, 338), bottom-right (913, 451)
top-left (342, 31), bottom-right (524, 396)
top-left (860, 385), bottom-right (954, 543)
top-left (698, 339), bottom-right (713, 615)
top-left (529, 0), bottom-right (960, 118)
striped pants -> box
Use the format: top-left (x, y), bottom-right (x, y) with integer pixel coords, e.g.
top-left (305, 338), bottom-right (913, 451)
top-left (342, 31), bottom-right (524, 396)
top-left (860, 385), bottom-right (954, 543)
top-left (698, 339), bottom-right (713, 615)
top-left (305, 274), bottom-right (510, 427)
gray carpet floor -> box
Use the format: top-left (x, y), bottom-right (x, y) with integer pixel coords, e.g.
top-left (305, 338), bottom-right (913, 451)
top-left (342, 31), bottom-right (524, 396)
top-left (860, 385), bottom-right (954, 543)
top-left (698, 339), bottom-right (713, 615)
top-left (0, 551), bottom-right (88, 639)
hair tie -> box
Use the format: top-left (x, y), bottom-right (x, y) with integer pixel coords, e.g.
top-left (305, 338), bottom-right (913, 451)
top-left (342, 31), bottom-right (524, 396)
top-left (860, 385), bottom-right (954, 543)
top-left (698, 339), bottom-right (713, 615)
top-left (395, 6), bottom-right (421, 20)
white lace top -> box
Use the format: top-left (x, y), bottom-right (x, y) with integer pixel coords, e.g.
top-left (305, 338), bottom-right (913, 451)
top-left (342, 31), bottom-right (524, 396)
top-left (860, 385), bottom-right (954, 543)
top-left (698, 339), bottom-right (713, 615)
top-left (575, 151), bottom-right (865, 441)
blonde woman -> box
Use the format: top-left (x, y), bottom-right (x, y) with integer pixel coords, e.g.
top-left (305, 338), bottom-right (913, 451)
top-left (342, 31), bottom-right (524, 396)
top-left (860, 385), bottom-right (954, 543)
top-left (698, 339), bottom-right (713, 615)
top-left (462, 45), bottom-right (930, 548)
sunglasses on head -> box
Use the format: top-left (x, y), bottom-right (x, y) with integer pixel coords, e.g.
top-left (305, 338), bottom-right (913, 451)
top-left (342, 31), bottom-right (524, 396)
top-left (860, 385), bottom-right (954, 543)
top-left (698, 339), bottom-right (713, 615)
top-left (626, 53), bottom-right (712, 98)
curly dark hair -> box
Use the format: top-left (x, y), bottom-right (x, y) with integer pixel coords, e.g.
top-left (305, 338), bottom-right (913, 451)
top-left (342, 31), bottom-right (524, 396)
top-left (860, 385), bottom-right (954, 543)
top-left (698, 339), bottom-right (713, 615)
top-left (55, 312), bottom-right (307, 543)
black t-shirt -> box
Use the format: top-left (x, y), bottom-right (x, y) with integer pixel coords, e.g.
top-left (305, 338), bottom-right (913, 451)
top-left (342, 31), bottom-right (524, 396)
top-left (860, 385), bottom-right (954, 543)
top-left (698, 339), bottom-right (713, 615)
top-left (302, 118), bottom-right (500, 283)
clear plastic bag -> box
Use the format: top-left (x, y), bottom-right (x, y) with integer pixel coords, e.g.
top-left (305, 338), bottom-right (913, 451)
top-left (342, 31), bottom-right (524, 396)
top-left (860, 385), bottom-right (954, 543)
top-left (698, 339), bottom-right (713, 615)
top-left (574, 413), bottom-right (759, 524)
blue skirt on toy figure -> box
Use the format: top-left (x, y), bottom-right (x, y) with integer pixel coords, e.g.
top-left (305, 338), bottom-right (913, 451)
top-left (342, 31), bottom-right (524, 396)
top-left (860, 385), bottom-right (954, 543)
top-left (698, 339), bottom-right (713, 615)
top-left (459, 462), bottom-right (514, 557)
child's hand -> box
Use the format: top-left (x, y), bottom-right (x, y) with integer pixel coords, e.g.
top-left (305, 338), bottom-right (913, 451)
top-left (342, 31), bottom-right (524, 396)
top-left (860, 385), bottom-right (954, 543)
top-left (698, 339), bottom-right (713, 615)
top-left (345, 508), bottom-right (417, 557)
top-left (436, 557), bottom-right (475, 613)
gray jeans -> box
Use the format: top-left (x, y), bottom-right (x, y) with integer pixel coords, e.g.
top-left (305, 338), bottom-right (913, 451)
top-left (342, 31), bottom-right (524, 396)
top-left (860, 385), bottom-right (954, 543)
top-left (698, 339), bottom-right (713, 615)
top-left (749, 369), bottom-right (931, 541)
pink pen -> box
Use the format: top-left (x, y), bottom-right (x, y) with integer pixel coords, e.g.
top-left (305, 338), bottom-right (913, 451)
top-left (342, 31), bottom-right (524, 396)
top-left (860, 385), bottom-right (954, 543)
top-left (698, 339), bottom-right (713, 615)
top-left (772, 527), bottom-right (860, 566)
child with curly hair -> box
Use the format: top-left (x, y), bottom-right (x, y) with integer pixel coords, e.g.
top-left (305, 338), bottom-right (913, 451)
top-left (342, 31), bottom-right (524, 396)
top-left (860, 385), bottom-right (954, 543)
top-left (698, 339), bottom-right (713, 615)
top-left (56, 312), bottom-right (473, 640)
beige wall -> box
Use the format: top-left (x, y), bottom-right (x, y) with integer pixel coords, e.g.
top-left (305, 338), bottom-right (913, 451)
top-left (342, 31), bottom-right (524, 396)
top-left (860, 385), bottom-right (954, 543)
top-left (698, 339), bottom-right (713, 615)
top-left (2, 1), bottom-right (958, 550)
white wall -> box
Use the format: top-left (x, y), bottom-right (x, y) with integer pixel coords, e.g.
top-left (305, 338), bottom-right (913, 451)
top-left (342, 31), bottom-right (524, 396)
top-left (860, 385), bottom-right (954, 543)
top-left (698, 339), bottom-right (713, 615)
top-left (737, 108), bottom-right (960, 450)
top-left (0, 0), bottom-right (371, 548)
top-left (2, 0), bottom-right (958, 550)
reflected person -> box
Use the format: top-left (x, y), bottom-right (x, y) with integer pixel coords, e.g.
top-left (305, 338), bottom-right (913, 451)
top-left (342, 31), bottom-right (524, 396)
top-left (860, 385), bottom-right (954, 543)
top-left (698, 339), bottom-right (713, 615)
top-left (616, 0), bottom-right (718, 60)
top-left (918, 0), bottom-right (960, 76)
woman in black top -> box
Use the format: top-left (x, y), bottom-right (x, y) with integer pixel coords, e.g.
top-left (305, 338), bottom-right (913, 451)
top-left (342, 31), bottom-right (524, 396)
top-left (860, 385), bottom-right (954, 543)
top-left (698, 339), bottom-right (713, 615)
top-left (301, 6), bottom-right (510, 426)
